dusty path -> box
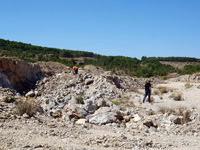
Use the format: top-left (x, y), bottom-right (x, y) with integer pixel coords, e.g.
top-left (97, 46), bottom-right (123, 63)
top-left (1, 115), bottom-right (200, 150)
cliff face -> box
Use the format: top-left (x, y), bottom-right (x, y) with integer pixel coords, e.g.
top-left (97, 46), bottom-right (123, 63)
top-left (0, 57), bottom-right (43, 94)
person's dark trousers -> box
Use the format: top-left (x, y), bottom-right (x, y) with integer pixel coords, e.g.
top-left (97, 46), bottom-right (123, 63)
top-left (143, 91), bottom-right (151, 103)
top-left (75, 69), bottom-right (78, 74)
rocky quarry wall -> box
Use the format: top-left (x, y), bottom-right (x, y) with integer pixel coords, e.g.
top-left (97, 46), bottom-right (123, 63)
top-left (0, 57), bottom-right (43, 94)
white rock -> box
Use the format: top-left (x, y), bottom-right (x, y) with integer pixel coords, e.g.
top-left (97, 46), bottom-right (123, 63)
top-left (89, 112), bottom-right (117, 125)
top-left (85, 79), bottom-right (94, 85)
top-left (25, 91), bottom-right (35, 97)
top-left (133, 114), bottom-right (141, 122)
top-left (76, 119), bottom-right (86, 124)
top-left (23, 113), bottom-right (30, 119)
top-left (93, 107), bottom-right (111, 115)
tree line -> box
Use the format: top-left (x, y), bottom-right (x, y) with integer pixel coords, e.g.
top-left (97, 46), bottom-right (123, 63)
top-left (141, 56), bottom-right (200, 62)
top-left (1, 38), bottom-right (200, 77)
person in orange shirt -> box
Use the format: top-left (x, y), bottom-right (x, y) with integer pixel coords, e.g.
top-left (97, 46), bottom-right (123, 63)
top-left (72, 66), bottom-right (78, 74)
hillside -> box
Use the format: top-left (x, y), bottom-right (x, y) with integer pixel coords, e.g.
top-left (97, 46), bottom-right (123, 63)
top-left (1, 38), bottom-right (200, 77)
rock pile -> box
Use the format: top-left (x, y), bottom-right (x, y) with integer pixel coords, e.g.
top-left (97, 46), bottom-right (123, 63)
top-left (27, 66), bottom-right (199, 136)
top-left (31, 68), bottom-right (147, 124)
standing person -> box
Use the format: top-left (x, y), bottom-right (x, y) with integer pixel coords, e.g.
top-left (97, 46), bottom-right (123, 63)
top-left (143, 79), bottom-right (151, 103)
top-left (72, 66), bottom-right (78, 75)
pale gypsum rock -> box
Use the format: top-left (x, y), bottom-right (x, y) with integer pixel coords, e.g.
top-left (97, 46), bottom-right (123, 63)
top-left (89, 112), bottom-right (117, 125)
top-left (25, 90), bottom-right (35, 97)
top-left (85, 79), bottom-right (94, 85)
top-left (93, 107), bottom-right (112, 116)
top-left (76, 119), bottom-right (86, 124)
top-left (133, 114), bottom-right (141, 122)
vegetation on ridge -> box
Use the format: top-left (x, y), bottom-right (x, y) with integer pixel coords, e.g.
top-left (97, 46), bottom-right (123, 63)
top-left (1, 38), bottom-right (200, 77)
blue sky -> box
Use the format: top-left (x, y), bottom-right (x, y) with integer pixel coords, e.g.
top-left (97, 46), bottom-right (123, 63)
top-left (0, 0), bottom-right (200, 59)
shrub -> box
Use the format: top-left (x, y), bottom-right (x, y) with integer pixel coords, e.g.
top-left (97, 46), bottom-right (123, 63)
top-left (17, 97), bottom-right (41, 117)
top-left (146, 109), bottom-right (156, 115)
top-left (169, 88), bottom-right (175, 92)
top-left (170, 92), bottom-right (184, 101)
top-left (129, 87), bottom-right (140, 94)
top-left (185, 82), bottom-right (193, 89)
top-left (4, 97), bottom-right (16, 103)
top-left (138, 99), bottom-right (142, 105)
top-left (110, 100), bottom-right (118, 105)
top-left (77, 95), bottom-right (84, 104)
top-left (182, 110), bottom-right (192, 124)
top-left (163, 76), bottom-right (168, 80)
top-left (177, 106), bottom-right (188, 116)
top-left (158, 106), bottom-right (175, 115)
top-left (177, 106), bottom-right (192, 124)
top-left (128, 100), bottom-right (135, 107)
top-left (158, 106), bottom-right (192, 124)
top-left (116, 97), bottom-right (135, 111)
top-left (109, 98), bottom-right (129, 106)
top-left (158, 106), bottom-right (168, 114)
top-left (109, 99), bottom-right (121, 105)
top-left (150, 96), bottom-right (155, 104)
top-left (153, 90), bottom-right (160, 95)
top-left (158, 86), bottom-right (169, 94)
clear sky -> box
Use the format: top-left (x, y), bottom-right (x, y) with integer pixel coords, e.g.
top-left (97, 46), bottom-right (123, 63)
top-left (0, 0), bottom-right (200, 59)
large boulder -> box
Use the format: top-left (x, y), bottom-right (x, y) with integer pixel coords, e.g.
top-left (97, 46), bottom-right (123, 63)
top-left (93, 107), bottom-right (112, 115)
top-left (84, 99), bottom-right (98, 114)
top-left (64, 105), bottom-right (88, 119)
top-left (89, 112), bottom-right (118, 125)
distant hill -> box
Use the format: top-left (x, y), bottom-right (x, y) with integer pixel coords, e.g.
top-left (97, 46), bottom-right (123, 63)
top-left (1, 38), bottom-right (200, 77)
